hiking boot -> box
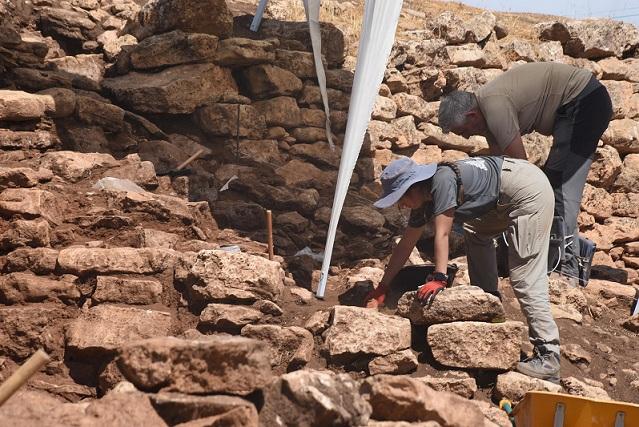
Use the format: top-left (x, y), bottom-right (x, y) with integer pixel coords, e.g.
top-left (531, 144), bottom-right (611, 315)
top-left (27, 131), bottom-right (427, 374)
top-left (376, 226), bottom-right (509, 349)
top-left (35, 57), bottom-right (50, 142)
top-left (516, 346), bottom-right (560, 384)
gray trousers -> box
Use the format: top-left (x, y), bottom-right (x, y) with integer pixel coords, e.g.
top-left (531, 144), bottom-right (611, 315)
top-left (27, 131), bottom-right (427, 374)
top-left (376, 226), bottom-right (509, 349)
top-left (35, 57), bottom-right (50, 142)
top-left (545, 78), bottom-right (613, 278)
top-left (464, 158), bottom-right (560, 354)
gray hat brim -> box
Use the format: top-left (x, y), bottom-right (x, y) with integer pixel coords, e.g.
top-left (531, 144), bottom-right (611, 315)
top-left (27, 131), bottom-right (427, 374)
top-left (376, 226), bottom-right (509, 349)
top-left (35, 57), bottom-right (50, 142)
top-left (373, 164), bottom-right (437, 209)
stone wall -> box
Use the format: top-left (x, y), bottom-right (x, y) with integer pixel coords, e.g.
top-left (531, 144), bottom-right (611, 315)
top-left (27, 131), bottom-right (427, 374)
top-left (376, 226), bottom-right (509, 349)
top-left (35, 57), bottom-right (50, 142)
top-left (1, 0), bottom-right (639, 282)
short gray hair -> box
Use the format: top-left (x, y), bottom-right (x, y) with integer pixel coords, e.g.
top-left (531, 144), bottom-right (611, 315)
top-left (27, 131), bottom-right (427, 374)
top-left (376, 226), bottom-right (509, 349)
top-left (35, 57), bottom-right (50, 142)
top-left (438, 91), bottom-right (478, 133)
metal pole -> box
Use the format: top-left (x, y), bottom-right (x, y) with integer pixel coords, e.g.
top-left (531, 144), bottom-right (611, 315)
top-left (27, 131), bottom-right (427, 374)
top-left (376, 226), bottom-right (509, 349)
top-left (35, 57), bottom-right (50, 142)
top-left (0, 349), bottom-right (50, 406)
top-left (250, 0), bottom-right (270, 32)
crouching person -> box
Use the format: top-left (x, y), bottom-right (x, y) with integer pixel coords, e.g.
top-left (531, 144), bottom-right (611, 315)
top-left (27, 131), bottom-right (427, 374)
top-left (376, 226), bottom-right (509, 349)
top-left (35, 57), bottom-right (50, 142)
top-left (366, 155), bottom-right (561, 382)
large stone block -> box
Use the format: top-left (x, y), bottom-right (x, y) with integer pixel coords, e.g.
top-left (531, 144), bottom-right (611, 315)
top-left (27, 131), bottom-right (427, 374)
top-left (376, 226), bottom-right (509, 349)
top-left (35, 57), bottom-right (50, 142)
top-left (130, 30), bottom-right (218, 70)
top-left (0, 167), bottom-right (49, 191)
top-left (428, 10), bottom-right (496, 44)
top-left (75, 96), bottom-right (125, 132)
top-left (392, 92), bottom-right (433, 122)
top-left (0, 272), bottom-right (79, 305)
top-left (58, 247), bottom-right (177, 275)
top-left (613, 153), bottom-right (639, 193)
top-left (240, 64), bottom-right (303, 100)
top-left (324, 306), bottom-right (411, 361)
top-left (39, 7), bottom-right (96, 42)
top-left (215, 38), bottom-right (277, 68)
top-left (241, 324), bottom-right (313, 372)
top-left (0, 90), bottom-right (52, 121)
top-left (0, 188), bottom-right (57, 219)
top-left (103, 64), bottom-right (237, 114)
top-left (444, 44), bottom-right (486, 67)
top-left (40, 151), bottom-right (117, 182)
top-left (289, 142), bottom-right (341, 169)
top-left (253, 96), bottom-right (303, 128)
top-left (561, 377), bottom-right (611, 400)
top-left (188, 249), bottom-right (284, 304)
top-left (0, 306), bottom-right (76, 360)
top-left (363, 375), bottom-right (491, 426)
top-left (260, 370), bottom-right (371, 427)
top-left (580, 184), bottom-right (614, 220)
top-left (587, 144), bottom-right (622, 189)
top-left (415, 372), bottom-right (478, 399)
top-left (274, 49), bottom-right (316, 78)
top-left (598, 57), bottom-right (639, 82)
top-left (368, 349), bottom-right (418, 376)
top-left (4, 247), bottom-right (59, 275)
top-left (0, 390), bottom-right (168, 426)
top-left (494, 371), bottom-right (562, 404)
top-left (601, 80), bottom-right (635, 120)
top-left (602, 119), bottom-right (639, 155)
top-left (199, 303), bottom-right (263, 334)
top-left (275, 159), bottom-right (336, 190)
top-left (92, 276), bottom-right (163, 305)
top-left (47, 54), bottom-right (105, 89)
top-left (194, 103), bottom-right (265, 138)
top-left (117, 336), bottom-right (272, 395)
top-left (66, 305), bottom-right (172, 356)
top-left (397, 285), bottom-right (505, 326)
top-left (149, 393), bottom-right (257, 427)
top-left (0, 129), bottom-right (59, 151)
top-left (135, 0), bottom-right (233, 40)
top-left (0, 218), bottom-right (50, 251)
top-left (548, 19), bottom-right (639, 59)
top-left (427, 321), bottom-right (524, 370)
top-left (258, 20), bottom-right (345, 67)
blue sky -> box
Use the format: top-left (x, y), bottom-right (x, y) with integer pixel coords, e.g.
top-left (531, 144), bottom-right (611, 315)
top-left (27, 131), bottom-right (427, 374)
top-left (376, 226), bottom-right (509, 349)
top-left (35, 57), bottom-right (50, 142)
top-left (459, 0), bottom-right (639, 27)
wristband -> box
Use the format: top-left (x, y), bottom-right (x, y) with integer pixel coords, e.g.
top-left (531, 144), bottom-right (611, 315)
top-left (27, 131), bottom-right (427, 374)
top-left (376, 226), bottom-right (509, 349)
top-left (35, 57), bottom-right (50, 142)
top-left (428, 272), bottom-right (448, 284)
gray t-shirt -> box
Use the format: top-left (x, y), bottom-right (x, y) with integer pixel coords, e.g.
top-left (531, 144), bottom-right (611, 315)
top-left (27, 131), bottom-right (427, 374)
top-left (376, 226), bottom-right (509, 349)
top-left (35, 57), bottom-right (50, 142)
top-left (408, 156), bottom-right (503, 227)
top-left (475, 62), bottom-right (592, 151)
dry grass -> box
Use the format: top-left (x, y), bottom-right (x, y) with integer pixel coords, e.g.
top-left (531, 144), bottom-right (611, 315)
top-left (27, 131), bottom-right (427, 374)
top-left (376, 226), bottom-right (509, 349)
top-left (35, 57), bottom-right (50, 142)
top-left (228, 0), bottom-right (569, 57)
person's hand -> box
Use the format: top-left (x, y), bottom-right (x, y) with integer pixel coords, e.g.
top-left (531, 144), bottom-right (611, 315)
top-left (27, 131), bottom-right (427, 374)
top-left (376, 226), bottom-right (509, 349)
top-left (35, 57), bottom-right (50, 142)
top-left (365, 283), bottom-right (388, 309)
top-left (417, 279), bottom-right (446, 306)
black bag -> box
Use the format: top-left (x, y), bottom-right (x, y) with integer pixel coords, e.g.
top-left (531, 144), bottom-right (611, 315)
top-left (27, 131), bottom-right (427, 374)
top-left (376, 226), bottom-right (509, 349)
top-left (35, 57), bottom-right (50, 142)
top-left (576, 235), bottom-right (596, 287)
top-left (548, 215), bottom-right (566, 274)
top-left (495, 216), bottom-right (577, 279)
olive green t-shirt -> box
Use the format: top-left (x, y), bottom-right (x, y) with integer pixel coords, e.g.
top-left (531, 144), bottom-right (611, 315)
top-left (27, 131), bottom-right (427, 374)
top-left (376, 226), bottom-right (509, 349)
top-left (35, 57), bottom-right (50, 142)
top-left (475, 62), bottom-right (592, 150)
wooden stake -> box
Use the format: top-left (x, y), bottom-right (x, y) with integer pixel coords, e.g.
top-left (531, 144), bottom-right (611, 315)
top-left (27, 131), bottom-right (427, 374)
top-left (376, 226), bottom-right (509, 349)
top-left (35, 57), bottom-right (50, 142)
top-left (176, 148), bottom-right (205, 172)
top-left (266, 209), bottom-right (274, 260)
top-left (0, 349), bottom-right (50, 407)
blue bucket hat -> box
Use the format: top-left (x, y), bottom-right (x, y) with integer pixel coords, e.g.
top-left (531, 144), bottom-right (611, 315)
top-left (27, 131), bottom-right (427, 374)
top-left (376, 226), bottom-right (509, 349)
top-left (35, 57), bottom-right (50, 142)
top-left (374, 156), bottom-right (437, 209)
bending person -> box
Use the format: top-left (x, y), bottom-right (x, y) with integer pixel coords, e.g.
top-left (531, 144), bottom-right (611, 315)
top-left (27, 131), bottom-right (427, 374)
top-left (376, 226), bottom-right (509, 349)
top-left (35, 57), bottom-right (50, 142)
top-left (438, 62), bottom-right (613, 284)
top-left (366, 155), bottom-right (560, 383)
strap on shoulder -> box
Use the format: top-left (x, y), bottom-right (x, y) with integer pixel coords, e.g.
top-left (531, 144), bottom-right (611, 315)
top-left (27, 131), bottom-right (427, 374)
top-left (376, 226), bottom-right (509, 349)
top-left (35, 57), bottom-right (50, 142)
top-left (438, 162), bottom-right (464, 206)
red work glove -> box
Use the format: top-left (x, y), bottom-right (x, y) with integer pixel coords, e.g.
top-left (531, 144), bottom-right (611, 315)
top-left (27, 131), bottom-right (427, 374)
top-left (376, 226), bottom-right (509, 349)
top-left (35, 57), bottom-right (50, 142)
top-left (365, 283), bottom-right (389, 309)
top-left (417, 277), bottom-right (446, 306)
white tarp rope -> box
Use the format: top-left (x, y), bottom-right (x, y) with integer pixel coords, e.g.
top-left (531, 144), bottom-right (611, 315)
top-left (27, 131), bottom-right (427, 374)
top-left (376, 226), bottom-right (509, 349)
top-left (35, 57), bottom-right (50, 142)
top-left (303, 0), bottom-right (334, 148)
top-left (316, 0), bottom-right (403, 298)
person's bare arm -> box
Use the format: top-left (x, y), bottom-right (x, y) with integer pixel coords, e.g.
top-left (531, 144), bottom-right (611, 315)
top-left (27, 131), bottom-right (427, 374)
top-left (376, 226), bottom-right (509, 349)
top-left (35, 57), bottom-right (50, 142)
top-left (502, 134), bottom-right (528, 160)
top-left (366, 225), bottom-right (425, 308)
top-left (379, 225), bottom-right (425, 287)
top-left (433, 208), bottom-right (455, 274)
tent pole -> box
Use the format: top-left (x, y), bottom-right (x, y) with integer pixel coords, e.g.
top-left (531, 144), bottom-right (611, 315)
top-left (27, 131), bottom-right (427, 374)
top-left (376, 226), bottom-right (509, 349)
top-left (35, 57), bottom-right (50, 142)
top-left (250, 0), bottom-right (270, 32)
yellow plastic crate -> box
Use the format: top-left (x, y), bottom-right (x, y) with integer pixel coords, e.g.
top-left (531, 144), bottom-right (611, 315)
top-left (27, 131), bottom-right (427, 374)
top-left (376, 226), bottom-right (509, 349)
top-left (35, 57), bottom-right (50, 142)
top-left (512, 391), bottom-right (639, 427)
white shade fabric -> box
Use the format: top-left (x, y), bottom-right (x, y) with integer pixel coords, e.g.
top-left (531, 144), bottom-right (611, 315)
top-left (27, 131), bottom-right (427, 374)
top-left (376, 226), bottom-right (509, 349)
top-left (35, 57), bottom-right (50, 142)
top-left (303, 0), bottom-right (334, 148)
top-left (316, 0), bottom-right (403, 298)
